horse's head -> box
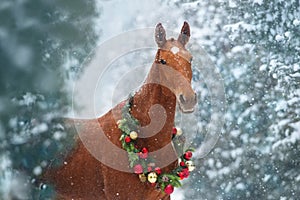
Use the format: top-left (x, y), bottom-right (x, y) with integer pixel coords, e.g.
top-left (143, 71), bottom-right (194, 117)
top-left (154, 22), bottom-right (197, 113)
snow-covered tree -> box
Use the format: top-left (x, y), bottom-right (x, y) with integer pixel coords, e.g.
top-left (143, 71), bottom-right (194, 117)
top-left (0, 0), bottom-right (99, 199)
top-left (179, 0), bottom-right (300, 199)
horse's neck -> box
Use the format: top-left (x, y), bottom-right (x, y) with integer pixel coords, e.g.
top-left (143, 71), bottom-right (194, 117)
top-left (131, 63), bottom-right (176, 152)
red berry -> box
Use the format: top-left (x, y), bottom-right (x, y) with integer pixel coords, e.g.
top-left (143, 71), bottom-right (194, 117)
top-left (155, 167), bottom-right (162, 175)
top-left (138, 147), bottom-right (148, 159)
top-left (178, 172), bottom-right (185, 180)
top-left (182, 168), bottom-right (189, 178)
top-left (172, 127), bottom-right (177, 135)
top-left (180, 161), bottom-right (185, 167)
top-left (184, 151), bottom-right (193, 160)
top-left (133, 164), bottom-right (143, 174)
top-left (124, 136), bottom-right (131, 143)
top-left (141, 147), bottom-right (148, 153)
top-left (178, 168), bottom-right (189, 180)
top-left (164, 184), bottom-right (174, 195)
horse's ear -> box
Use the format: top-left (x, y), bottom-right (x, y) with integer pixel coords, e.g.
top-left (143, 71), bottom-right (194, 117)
top-left (155, 23), bottom-right (166, 47)
top-left (178, 21), bottom-right (190, 46)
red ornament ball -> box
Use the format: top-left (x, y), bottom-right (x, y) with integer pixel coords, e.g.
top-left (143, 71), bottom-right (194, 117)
top-left (184, 151), bottom-right (193, 160)
top-left (164, 184), bottom-right (174, 195)
top-left (124, 136), bottom-right (131, 143)
top-left (180, 161), bottom-right (185, 167)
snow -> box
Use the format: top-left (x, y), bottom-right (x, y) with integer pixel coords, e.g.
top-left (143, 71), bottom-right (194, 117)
top-left (252, 0), bottom-right (264, 5)
top-left (231, 44), bottom-right (254, 54)
top-left (224, 21), bottom-right (256, 32)
top-left (293, 64), bottom-right (300, 71)
top-left (33, 166), bottom-right (42, 176)
top-left (8, 117), bottom-right (18, 128)
top-left (277, 119), bottom-right (290, 127)
top-left (0, 154), bottom-right (11, 170)
top-left (18, 92), bottom-right (37, 106)
top-left (172, 188), bottom-right (185, 200)
top-left (225, 182), bottom-right (232, 193)
top-left (296, 174), bottom-right (300, 182)
top-left (290, 72), bottom-right (300, 78)
top-left (259, 64), bottom-right (267, 71)
top-left (290, 121), bottom-right (300, 133)
top-left (293, 19), bottom-right (300, 26)
top-left (0, 155), bottom-right (29, 200)
top-left (31, 123), bottom-right (48, 135)
top-left (207, 158), bottom-right (215, 168)
top-left (228, 0), bottom-right (237, 8)
top-left (263, 174), bottom-right (271, 182)
top-left (275, 34), bottom-right (285, 42)
top-left (230, 130), bottom-right (241, 138)
top-left (11, 134), bottom-right (27, 145)
top-left (272, 130), bottom-right (300, 149)
top-left (236, 182), bottom-right (246, 190)
top-left (53, 131), bottom-right (66, 140)
top-left (231, 67), bottom-right (245, 79)
top-left (275, 100), bottom-right (288, 111)
top-left (221, 150), bottom-right (230, 159)
top-left (284, 31), bottom-right (291, 38)
top-left (230, 148), bottom-right (243, 159)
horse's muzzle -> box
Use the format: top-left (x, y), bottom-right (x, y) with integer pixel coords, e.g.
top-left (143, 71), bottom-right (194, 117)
top-left (178, 93), bottom-right (197, 113)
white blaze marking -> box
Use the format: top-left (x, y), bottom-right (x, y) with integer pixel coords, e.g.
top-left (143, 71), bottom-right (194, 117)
top-left (171, 46), bottom-right (179, 54)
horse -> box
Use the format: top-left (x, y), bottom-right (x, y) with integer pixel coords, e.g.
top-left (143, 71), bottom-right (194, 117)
top-left (43, 22), bottom-right (197, 200)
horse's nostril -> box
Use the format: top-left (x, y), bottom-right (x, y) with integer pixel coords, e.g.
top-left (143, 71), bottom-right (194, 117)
top-left (179, 94), bottom-right (185, 103)
top-left (194, 93), bottom-right (197, 103)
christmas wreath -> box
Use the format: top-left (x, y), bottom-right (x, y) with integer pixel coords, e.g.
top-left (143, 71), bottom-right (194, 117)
top-left (118, 97), bottom-right (195, 195)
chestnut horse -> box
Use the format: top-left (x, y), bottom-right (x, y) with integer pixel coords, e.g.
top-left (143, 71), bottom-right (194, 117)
top-left (43, 22), bottom-right (197, 200)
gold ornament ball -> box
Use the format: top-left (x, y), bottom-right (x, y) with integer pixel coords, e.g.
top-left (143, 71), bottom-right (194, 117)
top-left (130, 131), bottom-right (138, 140)
top-left (176, 127), bottom-right (183, 136)
top-left (147, 172), bottom-right (158, 183)
top-left (139, 174), bottom-right (147, 182)
top-left (186, 160), bottom-right (196, 172)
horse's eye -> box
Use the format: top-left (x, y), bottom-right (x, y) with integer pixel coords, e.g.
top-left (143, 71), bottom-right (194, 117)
top-left (190, 57), bottom-right (193, 62)
top-left (160, 59), bottom-right (167, 65)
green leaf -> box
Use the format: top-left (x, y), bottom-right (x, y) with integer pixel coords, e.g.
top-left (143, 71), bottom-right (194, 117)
top-left (128, 152), bottom-right (139, 167)
top-left (171, 179), bottom-right (182, 188)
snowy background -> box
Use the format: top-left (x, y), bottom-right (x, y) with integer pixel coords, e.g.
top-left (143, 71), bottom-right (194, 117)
top-left (0, 0), bottom-right (299, 199)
